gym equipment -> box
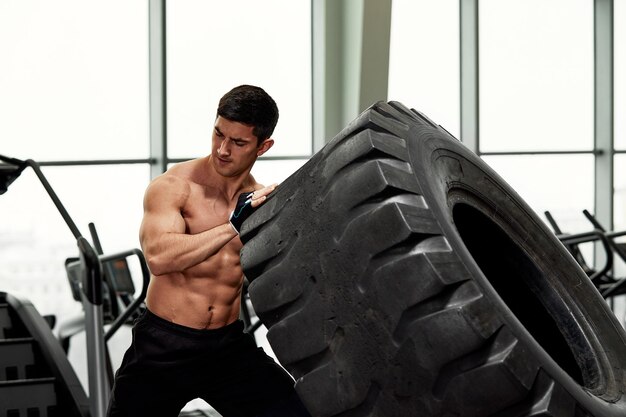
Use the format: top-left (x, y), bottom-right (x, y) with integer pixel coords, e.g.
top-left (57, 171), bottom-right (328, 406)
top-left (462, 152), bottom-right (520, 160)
top-left (240, 101), bottom-right (626, 416)
top-left (0, 154), bottom-right (145, 417)
top-left (0, 156), bottom-right (27, 195)
top-left (59, 224), bottom-right (145, 346)
top-left (58, 222), bottom-right (149, 389)
top-left (581, 209), bottom-right (626, 298)
top-left (0, 291), bottom-right (89, 416)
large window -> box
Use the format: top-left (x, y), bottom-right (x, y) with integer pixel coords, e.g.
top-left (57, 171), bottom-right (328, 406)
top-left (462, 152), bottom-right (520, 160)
top-left (0, 1), bottom-right (150, 317)
top-left (166, 0), bottom-right (312, 160)
top-left (0, 0), bottom-right (149, 161)
top-left (477, 0), bottom-right (595, 237)
top-left (479, 0), bottom-right (593, 153)
top-left (388, 0), bottom-right (460, 138)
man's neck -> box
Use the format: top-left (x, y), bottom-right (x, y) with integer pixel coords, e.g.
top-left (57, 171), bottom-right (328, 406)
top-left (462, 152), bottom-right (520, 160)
top-left (204, 155), bottom-right (254, 200)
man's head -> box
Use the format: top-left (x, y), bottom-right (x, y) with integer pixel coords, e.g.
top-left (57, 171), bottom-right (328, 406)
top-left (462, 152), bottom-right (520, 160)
top-left (217, 84), bottom-right (279, 143)
top-left (211, 85), bottom-right (278, 178)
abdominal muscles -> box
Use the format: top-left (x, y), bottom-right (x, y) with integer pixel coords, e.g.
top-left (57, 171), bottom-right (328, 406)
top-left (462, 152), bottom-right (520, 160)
top-left (145, 245), bottom-right (245, 330)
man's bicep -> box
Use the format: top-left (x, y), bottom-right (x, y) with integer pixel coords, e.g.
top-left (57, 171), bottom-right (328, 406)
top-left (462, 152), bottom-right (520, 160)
top-left (141, 208), bottom-right (186, 241)
top-left (139, 179), bottom-right (188, 246)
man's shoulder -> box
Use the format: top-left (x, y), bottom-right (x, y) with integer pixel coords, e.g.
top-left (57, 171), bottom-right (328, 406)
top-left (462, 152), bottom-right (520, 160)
top-left (152, 170), bottom-right (188, 187)
top-left (143, 173), bottom-right (192, 212)
top-left (167, 158), bottom-right (199, 175)
top-left (146, 170), bottom-right (192, 200)
top-left (154, 158), bottom-right (205, 185)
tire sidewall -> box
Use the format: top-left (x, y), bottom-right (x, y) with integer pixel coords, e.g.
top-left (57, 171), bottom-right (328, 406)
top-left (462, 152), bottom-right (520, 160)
top-left (408, 128), bottom-right (626, 414)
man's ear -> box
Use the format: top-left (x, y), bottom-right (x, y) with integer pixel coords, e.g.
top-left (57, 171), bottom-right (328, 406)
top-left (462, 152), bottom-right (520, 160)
top-left (257, 138), bottom-right (274, 156)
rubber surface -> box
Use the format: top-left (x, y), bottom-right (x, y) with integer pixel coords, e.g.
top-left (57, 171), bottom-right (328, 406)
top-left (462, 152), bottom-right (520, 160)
top-left (240, 101), bottom-right (626, 417)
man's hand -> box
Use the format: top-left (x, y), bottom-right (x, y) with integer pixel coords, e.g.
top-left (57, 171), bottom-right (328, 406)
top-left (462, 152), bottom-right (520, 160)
top-left (229, 184), bottom-right (277, 234)
top-left (250, 183), bottom-right (278, 208)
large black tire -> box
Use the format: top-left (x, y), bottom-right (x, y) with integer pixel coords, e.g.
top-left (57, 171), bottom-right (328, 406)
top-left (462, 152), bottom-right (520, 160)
top-left (240, 101), bottom-right (626, 416)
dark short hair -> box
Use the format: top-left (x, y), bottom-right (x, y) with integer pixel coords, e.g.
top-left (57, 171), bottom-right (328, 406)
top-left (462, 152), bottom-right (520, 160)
top-left (217, 85), bottom-right (279, 142)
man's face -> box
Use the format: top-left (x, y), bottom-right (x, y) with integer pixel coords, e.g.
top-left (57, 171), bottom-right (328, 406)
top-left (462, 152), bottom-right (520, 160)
top-left (211, 116), bottom-right (273, 178)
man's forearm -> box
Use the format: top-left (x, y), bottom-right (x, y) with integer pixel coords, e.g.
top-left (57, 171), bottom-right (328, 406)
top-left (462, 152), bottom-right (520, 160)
top-left (143, 223), bottom-right (237, 276)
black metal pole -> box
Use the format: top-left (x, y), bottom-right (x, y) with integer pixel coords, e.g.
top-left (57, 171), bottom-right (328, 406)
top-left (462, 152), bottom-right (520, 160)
top-left (24, 159), bottom-right (83, 240)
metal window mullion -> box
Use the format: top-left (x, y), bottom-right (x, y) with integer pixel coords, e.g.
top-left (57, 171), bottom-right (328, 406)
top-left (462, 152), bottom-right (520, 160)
top-left (594, 0), bottom-right (614, 267)
top-left (311, 0), bottom-right (326, 154)
top-left (358, 0), bottom-right (392, 113)
top-left (149, 0), bottom-right (168, 179)
top-left (594, 0), bottom-right (614, 230)
top-left (312, 0), bottom-right (345, 151)
top-left (460, 0), bottom-right (479, 155)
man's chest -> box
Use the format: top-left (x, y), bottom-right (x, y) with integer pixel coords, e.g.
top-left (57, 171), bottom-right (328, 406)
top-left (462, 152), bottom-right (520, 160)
top-left (182, 187), bottom-right (233, 234)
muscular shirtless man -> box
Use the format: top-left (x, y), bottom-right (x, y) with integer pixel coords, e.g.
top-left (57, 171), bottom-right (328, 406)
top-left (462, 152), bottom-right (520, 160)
top-left (107, 85), bottom-right (310, 417)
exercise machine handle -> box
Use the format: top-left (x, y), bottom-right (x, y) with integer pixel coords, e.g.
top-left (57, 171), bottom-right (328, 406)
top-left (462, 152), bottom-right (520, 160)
top-left (102, 249), bottom-right (150, 342)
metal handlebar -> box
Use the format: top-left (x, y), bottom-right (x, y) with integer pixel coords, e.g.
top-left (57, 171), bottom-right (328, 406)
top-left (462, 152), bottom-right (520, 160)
top-left (557, 229), bottom-right (614, 283)
top-left (102, 249), bottom-right (150, 341)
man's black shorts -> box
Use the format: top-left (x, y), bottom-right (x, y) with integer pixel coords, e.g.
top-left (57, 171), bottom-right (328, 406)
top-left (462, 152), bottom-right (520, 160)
top-left (107, 309), bottom-right (310, 417)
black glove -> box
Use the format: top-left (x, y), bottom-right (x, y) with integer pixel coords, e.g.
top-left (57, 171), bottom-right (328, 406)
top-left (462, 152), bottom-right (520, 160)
top-left (229, 192), bottom-right (256, 234)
